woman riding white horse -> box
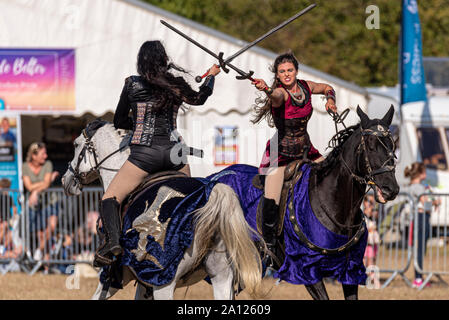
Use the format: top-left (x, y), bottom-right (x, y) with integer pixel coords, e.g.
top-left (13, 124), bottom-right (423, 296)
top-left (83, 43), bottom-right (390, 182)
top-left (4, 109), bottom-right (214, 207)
top-left (94, 40), bottom-right (220, 268)
top-left (62, 121), bottom-right (264, 300)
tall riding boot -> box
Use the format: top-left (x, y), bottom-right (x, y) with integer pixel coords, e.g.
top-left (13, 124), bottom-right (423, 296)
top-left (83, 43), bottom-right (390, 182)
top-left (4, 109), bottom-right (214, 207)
top-left (94, 197), bottom-right (123, 267)
top-left (261, 196), bottom-right (282, 270)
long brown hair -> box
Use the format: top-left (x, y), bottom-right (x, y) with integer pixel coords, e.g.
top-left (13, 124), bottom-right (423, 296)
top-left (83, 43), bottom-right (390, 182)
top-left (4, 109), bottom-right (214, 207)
top-left (136, 40), bottom-right (201, 111)
top-left (251, 52), bottom-right (299, 127)
top-left (404, 162), bottom-right (425, 181)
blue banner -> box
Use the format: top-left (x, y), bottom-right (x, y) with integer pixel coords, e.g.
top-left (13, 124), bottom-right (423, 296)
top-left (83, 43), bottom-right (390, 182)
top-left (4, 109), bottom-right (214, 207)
top-left (400, 0), bottom-right (427, 105)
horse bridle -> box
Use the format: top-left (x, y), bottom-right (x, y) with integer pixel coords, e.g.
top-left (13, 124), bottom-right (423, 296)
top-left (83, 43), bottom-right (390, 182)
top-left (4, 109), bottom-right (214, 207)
top-left (288, 123), bottom-right (396, 255)
top-left (341, 124), bottom-right (396, 190)
top-left (67, 129), bottom-right (128, 188)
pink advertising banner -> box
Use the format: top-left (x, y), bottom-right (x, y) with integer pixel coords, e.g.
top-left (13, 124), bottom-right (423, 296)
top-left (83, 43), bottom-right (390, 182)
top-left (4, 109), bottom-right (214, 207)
top-left (0, 49), bottom-right (75, 111)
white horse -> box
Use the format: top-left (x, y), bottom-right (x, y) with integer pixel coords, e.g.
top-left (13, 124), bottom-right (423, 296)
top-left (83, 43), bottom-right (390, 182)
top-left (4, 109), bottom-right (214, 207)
top-left (61, 120), bottom-right (264, 300)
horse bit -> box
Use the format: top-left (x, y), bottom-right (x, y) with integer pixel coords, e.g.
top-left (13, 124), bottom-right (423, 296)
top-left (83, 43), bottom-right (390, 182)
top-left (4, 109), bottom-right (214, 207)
top-left (341, 124), bottom-right (396, 190)
top-left (327, 108), bottom-right (396, 190)
top-left (67, 129), bottom-right (128, 188)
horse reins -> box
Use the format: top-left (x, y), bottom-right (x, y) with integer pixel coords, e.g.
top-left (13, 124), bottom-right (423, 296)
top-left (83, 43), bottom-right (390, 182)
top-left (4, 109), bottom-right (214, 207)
top-left (288, 114), bottom-right (396, 255)
top-left (340, 125), bottom-right (396, 190)
top-left (68, 128), bottom-right (128, 187)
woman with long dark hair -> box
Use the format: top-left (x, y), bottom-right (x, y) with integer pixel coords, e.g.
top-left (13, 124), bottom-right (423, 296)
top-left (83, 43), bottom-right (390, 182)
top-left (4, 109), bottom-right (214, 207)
top-left (94, 40), bottom-right (220, 267)
top-left (251, 52), bottom-right (337, 269)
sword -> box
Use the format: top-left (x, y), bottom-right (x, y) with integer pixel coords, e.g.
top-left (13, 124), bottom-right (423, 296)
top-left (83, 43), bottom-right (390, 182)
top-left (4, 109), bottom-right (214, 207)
top-left (161, 3), bottom-right (316, 82)
top-left (161, 20), bottom-right (256, 82)
top-left (221, 4), bottom-right (317, 68)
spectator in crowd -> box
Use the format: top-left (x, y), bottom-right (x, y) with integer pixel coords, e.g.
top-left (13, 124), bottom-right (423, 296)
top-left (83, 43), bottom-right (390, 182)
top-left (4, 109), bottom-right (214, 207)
top-left (363, 195), bottom-right (380, 288)
top-left (0, 117), bottom-right (16, 147)
top-left (0, 178), bottom-right (21, 259)
top-left (402, 162), bottom-right (440, 288)
top-left (22, 142), bottom-right (60, 262)
top-left (76, 210), bottom-right (99, 255)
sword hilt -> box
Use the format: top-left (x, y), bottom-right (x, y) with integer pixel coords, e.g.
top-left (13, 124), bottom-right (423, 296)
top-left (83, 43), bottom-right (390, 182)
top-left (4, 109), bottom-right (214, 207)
top-left (195, 71), bottom-right (209, 83)
top-left (218, 52), bottom-right (229, 73)
top-left (236, 70), bottom-right (254, 80)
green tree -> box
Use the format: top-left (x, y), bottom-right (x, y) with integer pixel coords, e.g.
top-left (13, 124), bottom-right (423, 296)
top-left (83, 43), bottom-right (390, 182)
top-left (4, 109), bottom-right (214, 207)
top-left (144, 0), bottom-right (449, 87)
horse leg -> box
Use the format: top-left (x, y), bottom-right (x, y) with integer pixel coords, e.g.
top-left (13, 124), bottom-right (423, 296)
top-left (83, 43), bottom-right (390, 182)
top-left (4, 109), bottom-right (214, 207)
top-left (91, 281), bottom-right (120, 300)
top-left (153, 282), bottom-right (177, 300)
top-left (90, 266), bottom-right (134, 300)
top-left (342, 284), bottom-right (358, 300)
top-left (135, 283), bottom-right (154, 300)
top-left (304, 281), bottom-right (329, 300)
top-left (206, 240), bottom-right (235, 300)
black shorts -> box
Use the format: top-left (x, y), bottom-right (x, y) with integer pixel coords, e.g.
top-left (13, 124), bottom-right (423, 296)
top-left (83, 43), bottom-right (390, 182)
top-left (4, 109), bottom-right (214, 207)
top-left (128, 142), bottom-right (187, 174)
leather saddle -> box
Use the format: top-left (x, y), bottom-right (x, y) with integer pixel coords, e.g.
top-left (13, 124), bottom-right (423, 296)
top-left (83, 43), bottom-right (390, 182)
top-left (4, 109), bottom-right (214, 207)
top-left (121, 170), bottom-right (189, 214)
top-left (252, 159), bottom-right (309, 237)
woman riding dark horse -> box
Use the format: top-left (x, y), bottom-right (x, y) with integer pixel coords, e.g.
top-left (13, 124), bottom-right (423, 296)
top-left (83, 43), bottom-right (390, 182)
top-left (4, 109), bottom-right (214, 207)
top-left (251, 52), bottom-right (338, 269)
top-left (94, 40), bottom-right (221, 267)
top-left (208, 105), bottom-right (400, 300)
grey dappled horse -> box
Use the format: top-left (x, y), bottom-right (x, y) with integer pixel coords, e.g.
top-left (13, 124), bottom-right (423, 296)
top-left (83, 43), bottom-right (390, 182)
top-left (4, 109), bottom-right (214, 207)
top-left (61, 121), bottom-right (263, 300)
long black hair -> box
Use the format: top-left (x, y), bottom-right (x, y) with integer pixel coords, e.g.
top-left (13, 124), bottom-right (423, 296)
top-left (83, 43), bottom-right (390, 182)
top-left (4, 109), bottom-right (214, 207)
top-left (251, 52), bottom-right (299, 127)
top-left (136, 40), bottom-right (200, 111)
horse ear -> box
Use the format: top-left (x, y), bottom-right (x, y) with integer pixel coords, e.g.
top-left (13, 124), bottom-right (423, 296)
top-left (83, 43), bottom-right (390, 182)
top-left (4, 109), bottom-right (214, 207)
top-left (382, 104), bottom-right (395, 126)
top-left (356, 105), bottom-right (370, 128)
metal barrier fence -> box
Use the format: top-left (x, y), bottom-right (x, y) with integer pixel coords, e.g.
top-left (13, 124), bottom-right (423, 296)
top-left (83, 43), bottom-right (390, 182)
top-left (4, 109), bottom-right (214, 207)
top-left (2, 187), bottom-right (449, 292)
top-left (0, 189), bottom-right (25, 274)
top-left (413, 193), bottom-right (449, 290)
top-left (366, 192), bottom-right (415, 289)
top-left (363, 191), bottom-right (449, 290)
top-left (22, 187), bottom-right (103, 275)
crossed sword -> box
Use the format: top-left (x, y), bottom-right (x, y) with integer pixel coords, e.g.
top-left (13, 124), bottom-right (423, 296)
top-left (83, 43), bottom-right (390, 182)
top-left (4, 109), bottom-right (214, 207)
top-left (161, 4), bottom-right (316, 157)
top-left (160, 3), bottom-right (316, 89)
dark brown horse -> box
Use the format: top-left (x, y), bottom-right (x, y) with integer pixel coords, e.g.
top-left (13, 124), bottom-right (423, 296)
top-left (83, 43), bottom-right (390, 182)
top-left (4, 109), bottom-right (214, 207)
top-left (209, 105), bottom-right (400, 300)
top-left (304, 105), bottom-right (399, 299)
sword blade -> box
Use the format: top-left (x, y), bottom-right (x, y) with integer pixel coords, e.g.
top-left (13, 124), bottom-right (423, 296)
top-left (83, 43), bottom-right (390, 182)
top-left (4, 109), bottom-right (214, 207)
top-left (161, 20), bottom-right (253, 78)
top-left (160, 20), bottom-right (221, 60)
top-left (223, 3), bottom-right (317, 64)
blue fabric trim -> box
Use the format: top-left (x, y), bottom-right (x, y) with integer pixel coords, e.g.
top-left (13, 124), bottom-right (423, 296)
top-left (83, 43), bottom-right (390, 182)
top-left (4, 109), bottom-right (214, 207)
top-left (100, 177), bottom-right (220, 287)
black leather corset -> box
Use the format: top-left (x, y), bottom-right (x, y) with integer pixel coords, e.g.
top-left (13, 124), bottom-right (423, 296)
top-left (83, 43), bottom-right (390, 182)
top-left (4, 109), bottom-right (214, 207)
top-left (128, 76), bottom-right (178, 147)
top-left (273, 110), bottom-right (313, 158)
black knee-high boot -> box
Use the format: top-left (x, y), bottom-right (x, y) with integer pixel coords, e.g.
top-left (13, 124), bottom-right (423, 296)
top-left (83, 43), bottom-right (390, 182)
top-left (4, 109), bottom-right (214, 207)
top-left (94, 197), bottom-right (123, 267)
top-left (261, 196), bottom-right (282, 270)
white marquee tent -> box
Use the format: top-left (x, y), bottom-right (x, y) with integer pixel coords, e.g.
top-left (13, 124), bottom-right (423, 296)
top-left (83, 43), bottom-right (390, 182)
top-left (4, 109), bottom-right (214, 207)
top-left (0, 0), bottom-right (370, 176)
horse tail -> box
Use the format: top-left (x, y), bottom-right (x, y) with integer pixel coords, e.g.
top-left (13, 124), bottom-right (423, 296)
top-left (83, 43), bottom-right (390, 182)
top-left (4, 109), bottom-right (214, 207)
top-left (192, 183), bottom-right (264, 298)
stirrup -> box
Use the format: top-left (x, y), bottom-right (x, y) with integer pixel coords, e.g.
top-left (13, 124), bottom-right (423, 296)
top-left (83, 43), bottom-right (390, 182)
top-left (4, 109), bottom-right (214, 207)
top-left (93, 253), bottom-right (113, 268)
top-left (93, 243), bottom-right (122, 267)
top-left (264, 243), bottom-right (282, 270)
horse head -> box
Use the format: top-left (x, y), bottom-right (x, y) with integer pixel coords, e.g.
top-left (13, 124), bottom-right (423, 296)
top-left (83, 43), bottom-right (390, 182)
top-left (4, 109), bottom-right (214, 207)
top-left (355, 105), bottom-right (399, 203)
top-left (61, 119), bottom-right (130, 196)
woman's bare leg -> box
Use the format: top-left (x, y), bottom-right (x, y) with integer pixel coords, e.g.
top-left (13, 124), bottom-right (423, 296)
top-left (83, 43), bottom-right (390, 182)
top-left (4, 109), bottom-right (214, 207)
top-left (178, 164), bottom-right (191, 177)
top-left (264, 166), bottom-right (286, 205)
top-left (102, 161), bottom-right (149, 203)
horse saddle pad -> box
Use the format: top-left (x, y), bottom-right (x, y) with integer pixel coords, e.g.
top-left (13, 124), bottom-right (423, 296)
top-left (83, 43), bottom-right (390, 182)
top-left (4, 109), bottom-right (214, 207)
top-left (112, 176), bottom-right (216, 287)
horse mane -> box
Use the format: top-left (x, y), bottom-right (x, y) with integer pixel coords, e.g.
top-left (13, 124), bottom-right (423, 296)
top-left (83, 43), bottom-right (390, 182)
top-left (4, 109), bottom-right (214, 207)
top-left (85, 118), bottom-right (108, 138)
top-left (311, 123), bottom-right (361, 178)
top-left (85, 119), bottom-right (129, 139)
